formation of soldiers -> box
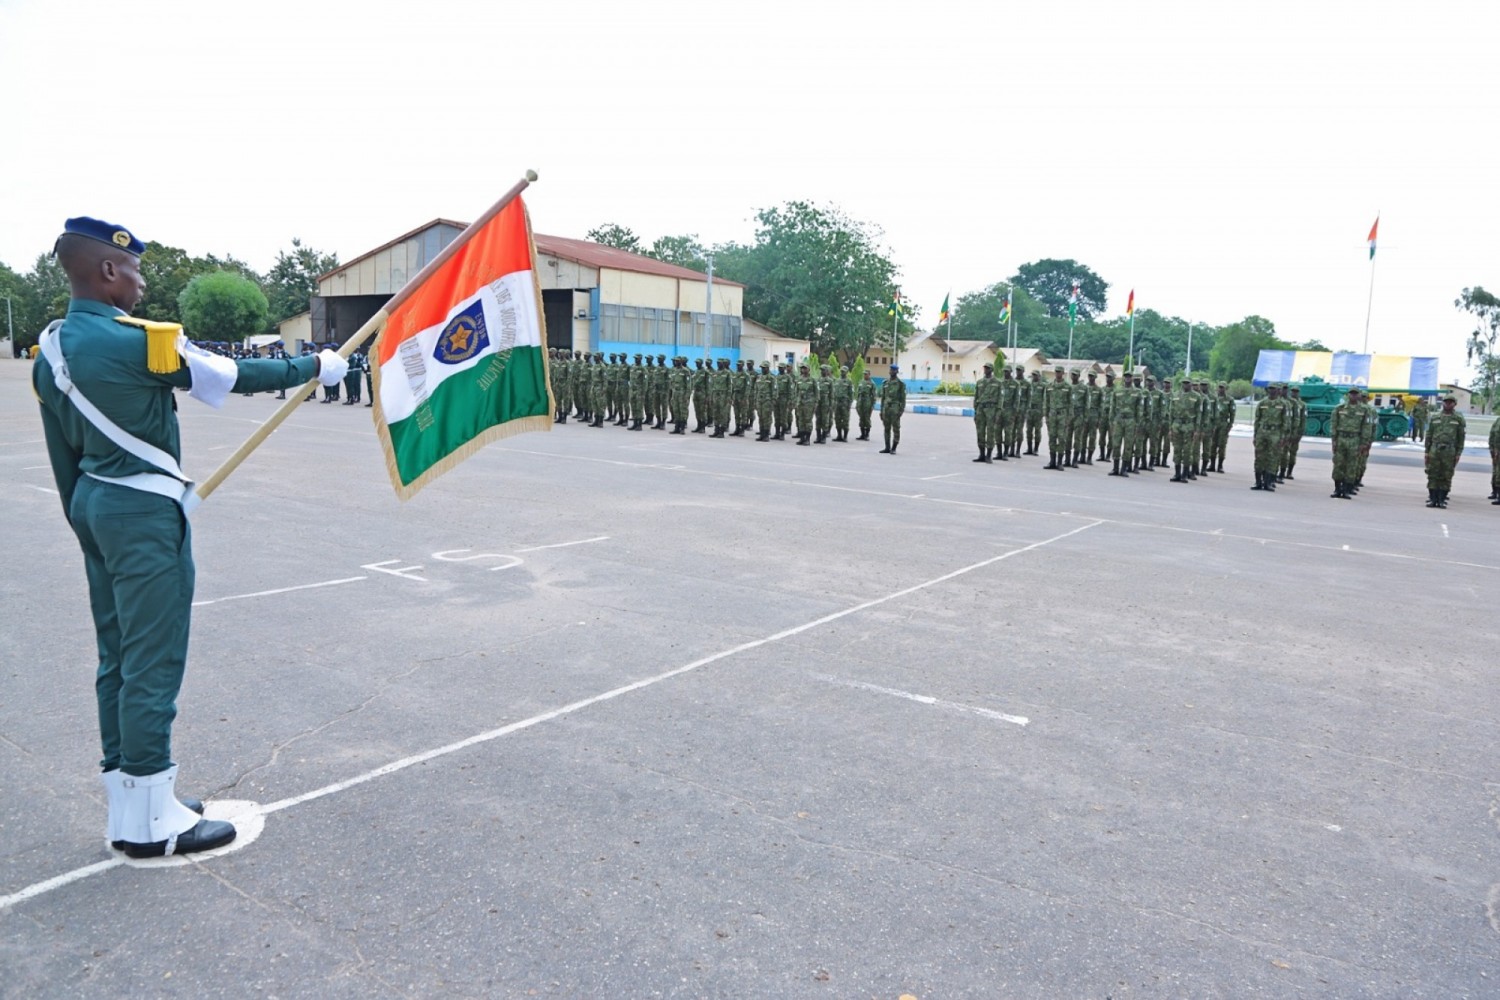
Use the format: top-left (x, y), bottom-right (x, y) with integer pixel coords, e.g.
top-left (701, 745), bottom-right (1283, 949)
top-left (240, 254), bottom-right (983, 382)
top-left (179, 340), bottom-right (373, 405)
top-left (970, 364), bottom-right (1240, 482)
top-left (544, 349), bottom-right (907, 452)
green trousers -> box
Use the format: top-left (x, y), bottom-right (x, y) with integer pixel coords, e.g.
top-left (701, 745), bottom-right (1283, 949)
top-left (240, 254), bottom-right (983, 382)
top-left (69, 477), bottom-right (193, 777)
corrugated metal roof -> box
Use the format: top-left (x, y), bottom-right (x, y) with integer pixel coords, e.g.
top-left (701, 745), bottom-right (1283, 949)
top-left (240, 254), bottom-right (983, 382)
top-left (320, 218), bottom-right (744, 287)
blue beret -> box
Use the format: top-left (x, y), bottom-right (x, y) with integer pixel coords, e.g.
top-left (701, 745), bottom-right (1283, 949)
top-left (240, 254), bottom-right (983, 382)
top-left (889, 364), bottom-right (899, 372)
top-left (60, 216), bottom-right (145, 256)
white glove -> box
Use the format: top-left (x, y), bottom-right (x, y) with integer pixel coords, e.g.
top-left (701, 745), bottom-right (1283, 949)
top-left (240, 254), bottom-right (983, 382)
top-left (317, 350), bottom-right (349, 386)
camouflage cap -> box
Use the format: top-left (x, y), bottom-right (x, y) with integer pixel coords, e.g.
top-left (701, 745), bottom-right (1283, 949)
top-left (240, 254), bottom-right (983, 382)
top-left (1054, 365), bottom-right (1065, 372)
top-left (840, 365), bottom-right (849, 373)
top-left (819, 364), bottom-right (831, 373)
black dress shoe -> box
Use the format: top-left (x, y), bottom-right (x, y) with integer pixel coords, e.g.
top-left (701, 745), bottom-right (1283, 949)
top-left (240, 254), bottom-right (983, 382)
top-left (120, 817), bottom-right (236, 858)
top-left (112, 797), bottom-right (205, 850)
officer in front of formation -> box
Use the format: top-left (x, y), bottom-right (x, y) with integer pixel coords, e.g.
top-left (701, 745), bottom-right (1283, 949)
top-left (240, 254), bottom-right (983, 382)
top-left (1424, 395), bottom-right (1465, 508)
top-left (34, 217), bottom-right (349, 858)
top-left (343, 347), bottom-right (366, 404)
top-left (878, 363), bottom-right (906, 454)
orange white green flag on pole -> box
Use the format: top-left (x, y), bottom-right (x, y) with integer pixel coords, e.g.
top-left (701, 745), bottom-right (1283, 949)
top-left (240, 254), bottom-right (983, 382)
top-left (371, 190), bottom-right (553, 500)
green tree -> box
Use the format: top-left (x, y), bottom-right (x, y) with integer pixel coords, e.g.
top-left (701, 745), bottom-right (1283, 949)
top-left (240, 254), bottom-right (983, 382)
top-left (1456, 286), bottom-right (1500, 414)
top-left (716, 201), bottom-right (903, 363)
top-left (1011, 259), bottom-right (1108, 321)
top-left (178, 271), bottom-right (269, 342)
top-left (586, 223), bottom-right (642, 253)
top-left (1228, 378), bottom-right (1254, 399)
top-left (849, 355), bottom-right (865, 383)
top-left (1207, 315), bottom-right (1290, 381)
top-left (265, 238), bottom-right (338, 325)
top-left (648, 234), bottom-right (707, 270)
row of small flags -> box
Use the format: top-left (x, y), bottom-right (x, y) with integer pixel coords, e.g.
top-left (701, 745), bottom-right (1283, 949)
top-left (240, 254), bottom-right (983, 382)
top-left (921, 216), bottom-right (1379, 328)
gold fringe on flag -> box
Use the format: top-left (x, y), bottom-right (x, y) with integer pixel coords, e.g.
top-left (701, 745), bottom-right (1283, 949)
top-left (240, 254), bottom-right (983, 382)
top-left (114, 316), bottom-right (185, 373)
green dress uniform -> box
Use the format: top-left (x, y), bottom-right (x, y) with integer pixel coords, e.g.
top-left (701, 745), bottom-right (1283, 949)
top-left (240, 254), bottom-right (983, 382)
top-left (35, 299), bottom-right (322, 782)
top-left (1424, 401), bottom-right (1466, 507)
top-left (878, 366), bottom-right (906, 453)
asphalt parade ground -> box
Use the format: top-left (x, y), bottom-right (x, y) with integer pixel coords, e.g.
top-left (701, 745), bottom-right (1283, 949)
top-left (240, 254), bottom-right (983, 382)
top-left (2, 359), bottom-right (1497, 999)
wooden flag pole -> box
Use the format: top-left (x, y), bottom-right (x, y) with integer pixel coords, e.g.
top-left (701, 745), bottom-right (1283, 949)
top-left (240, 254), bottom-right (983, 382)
top-left (192, 169), bottom-right (538, 505)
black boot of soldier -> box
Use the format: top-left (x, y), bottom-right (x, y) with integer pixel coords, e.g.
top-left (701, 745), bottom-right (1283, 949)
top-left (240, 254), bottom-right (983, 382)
top-left (1438, 490), bottom-right (1449, 508)
top-left (1425, 489), bottom-right (1438, 508)
top-left (1171, 463), bottom-right (1185, 483)
top-left (1251, 472), bottom-right (1266, 490)
top-left (1043, 452), bottom-right (1057, 470)
top-left (879, 431), bottom-right (891, 454)
top-left (670, 421), bottom-right (685, 434)
top-left (1187, 464), bottom-right (1198, 480)
top-left (1109, 458), bottom-right (1122, 477)
top-left (798, 431), bottom-right (810, 446)
top-left (757, 430), bottom-right (769, 441)
top-left (629, 419), bottom-right (642, 431)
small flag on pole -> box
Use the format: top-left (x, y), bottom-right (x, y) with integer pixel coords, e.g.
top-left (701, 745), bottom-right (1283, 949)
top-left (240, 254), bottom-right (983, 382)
top-left (1367, 216), bottom-right (1379, 260)
top-left (1068, 281), bottom-right (1080, 323)
top-left (937, 292), bottom-right (950, 325)
top-left (1126, 289), bottom-right (1135, 318)
top-left (998, 291), bottom-right (1011, 326)
top-left (888, 290), bottom-right (905, 317)
top-left (372, 195), bottom-right (552, 500)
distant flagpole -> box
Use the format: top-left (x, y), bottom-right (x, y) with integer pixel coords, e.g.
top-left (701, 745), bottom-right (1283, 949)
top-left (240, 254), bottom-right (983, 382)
top-left (1066, 280), bottom-right (1079, 360)
top-left (194, 171), bottom-right (539, 504)
top-left (1126, 289), bottom-right (1136, 365)
top-left (1363, 213), bottom-right (1380, 354)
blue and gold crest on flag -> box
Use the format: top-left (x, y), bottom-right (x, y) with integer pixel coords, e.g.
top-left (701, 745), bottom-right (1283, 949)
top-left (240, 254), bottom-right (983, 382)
top-left (433, 298), bottom-right (490, 365)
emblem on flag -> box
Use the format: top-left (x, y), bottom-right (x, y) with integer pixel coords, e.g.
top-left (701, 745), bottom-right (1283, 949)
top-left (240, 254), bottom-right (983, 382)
top-left (433, 300), bottom-right (491, 365)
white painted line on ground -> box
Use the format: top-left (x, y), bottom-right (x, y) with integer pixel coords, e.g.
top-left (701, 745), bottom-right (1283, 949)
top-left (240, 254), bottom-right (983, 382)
top-left (515, 535), bottom-right (610, 552)
top-left (360, 559), bottom-right (428, 582)
top-left (0, 439), bottom-right (43, 448)
top-left (1442, 524), bottom-right (1449, 538)
top-left (814, 674), bottom-right (1029, 727)
top-left (921, 473), bottom-right (961, 481)
top-left (0, 519), bottom-right (1098, 911)
top-left (24, 484), bottom-right (57, 495)
top-left (22, 465), bottom-right (50, 471)
top-left (192, 576), bottom-right (367, 607)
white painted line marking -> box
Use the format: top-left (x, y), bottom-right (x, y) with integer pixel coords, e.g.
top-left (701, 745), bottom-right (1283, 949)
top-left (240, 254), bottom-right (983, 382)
top-left (1342, 545), bottom-right (1351, 550)
top-left (1441, 524), bottom-right (1449, 538)
top-left (0, 520), bottom-right (1098, 910)
top-left (22, 465), bottom-right (50, 471)
top-left (815, 675), bottom-right (1029, 727)
top-left (360, 559), bottom-right (428, 582)
top-left (0, 440), bottom-right (43, 448)
top-left (921, 473), bottom-right (961, 481)
top-left (432, 549), bottom-right (523, 572)
top-left (24, 484), bottom-right (57, 495)
top-left (192, 576), bottom-right (367, 607)
top-left (515, 535), bottom-right (610, 552)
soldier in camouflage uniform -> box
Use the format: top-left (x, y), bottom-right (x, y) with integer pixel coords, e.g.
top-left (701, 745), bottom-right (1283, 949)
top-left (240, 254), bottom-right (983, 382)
top-left (1097, 371), bottom-right (1114, 460)
top-left (1025, 370), bottom-right (1045, 455)
top-left (1108, 370), bottom-right (1137, 476)
top-left (1211, 382), bottom-right (1233, 473)
top-left (651, 354), bottom-right (670, 429)
top-left (794, 363), bottom-right (816, 445)
top-left (1044, 366), bottom-right (1071, 470)
top-left (754, 361), bottom-right (775, 441)
top-left (878, 364), bottom-right (906, 454)
top-left (1489, 409), bottom-right (1500, 503)
top-left (627, 354), bottom-right (646, 431)
top-left (832, 365), bottom-right (854, 442)
top-left (972, 363), bottom-right (1000, 463)
top-left (667, 356), bottom-right (690, 434)
top-left (773, 363), bottom-right (793, 440)
top-left (1354, 389), bottom-right (1378, 490)
top-left (549, 348), bottom-right (570, 423)
top-left (996, 367), bottom-right (1018, 461)
top-left (1424, 395), bottom-right (1465, 508)
top-left (1329, 388), bottom-right (1364, 498)
top-left (814, 364), bottom-right (833, 444)
top-left (1410, 396), bottom-right (1430, 442)
top-left (731, 359), bottom-right (751, 436)
top-left (1250, 384), bottom-right (1286, 490)
top-left (1081, 371), bottom-right (1102, 465)
top-left (709, 357), bottom-right (732, 437)
top-left (1169, 381), bottom-right (1198, 483)
top-left (1281, 385), bottom-right (1306, 480)
top-left (1066, 370), bottom-right (1088, 466)
top-left (854, 368), bottom-right (875, 441)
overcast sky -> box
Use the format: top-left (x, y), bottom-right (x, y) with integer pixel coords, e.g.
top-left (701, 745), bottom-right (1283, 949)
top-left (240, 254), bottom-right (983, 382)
top-left (3, 0), bottom-right (1496, 380)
